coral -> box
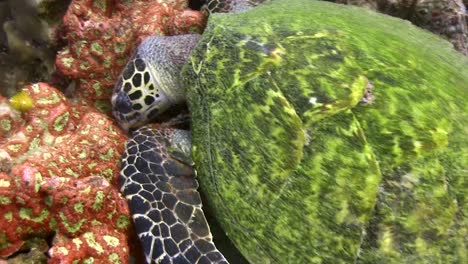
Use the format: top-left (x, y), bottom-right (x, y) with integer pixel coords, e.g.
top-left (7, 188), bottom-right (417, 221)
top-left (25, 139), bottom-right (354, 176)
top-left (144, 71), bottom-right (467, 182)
top-left (0, 83), bottom-right (131, 262)
top-left (48, 228), bottom-right (129, 263)
top-left (56, 0), bottom-right (207, 112)
top-left (0, 97), bottom-right (24, 141)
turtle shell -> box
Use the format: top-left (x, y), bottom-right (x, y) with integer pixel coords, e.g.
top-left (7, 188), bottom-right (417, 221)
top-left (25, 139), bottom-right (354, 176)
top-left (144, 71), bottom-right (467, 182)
top-left (182, 0), bottom-right (467, 262)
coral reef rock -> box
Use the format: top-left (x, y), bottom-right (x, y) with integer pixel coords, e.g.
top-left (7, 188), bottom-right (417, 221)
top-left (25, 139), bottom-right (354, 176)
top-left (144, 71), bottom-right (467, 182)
top-left (0, 83), bottom-right (132, 263)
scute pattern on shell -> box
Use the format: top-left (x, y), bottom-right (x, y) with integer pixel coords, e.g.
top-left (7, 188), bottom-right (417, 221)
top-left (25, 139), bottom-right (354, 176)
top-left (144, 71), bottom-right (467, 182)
top-left (182, 0), bottom-right (467, 263)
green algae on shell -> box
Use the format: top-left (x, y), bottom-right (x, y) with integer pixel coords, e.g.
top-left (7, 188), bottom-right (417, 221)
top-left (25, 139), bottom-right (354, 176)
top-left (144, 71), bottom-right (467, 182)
top-left (183, 0), bottom-right (467, 263)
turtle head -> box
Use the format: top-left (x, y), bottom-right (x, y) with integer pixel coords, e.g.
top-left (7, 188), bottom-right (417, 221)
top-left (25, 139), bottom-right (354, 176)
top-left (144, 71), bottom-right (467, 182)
top-left (112, 35), bottom-right (201, 131)
top-left (111, 52), bottom-right (173, 131)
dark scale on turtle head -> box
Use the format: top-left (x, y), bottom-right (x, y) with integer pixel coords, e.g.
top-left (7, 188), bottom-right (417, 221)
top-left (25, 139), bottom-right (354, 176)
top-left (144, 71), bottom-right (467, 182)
top-left (122, 63), bottom-right (135, 80)
top-left (128, 90), bottom-right (143, 101)
top-left (132, 103), bottom-right (143, 110)
top-left (132, 72), bottom-right (142, 87)
top-left (150, 163), bottom-right (165, 175)
top-left (144, 95), bottom-right (155, 106)
top-left (123, 82), bottom-right (132, 93)
top-left (189, 210), bottom-right (211, 237)
top-left (134, 57), bottom-right (146, 71)
top-left (144, 71), bottom-right (150, 84)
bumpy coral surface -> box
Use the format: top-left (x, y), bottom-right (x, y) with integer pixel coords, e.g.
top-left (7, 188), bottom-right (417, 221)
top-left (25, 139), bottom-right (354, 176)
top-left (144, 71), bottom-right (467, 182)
top-left (0, 83), bottom-right (131, 262)
top-left (56, 0), bottom-right (206, 112)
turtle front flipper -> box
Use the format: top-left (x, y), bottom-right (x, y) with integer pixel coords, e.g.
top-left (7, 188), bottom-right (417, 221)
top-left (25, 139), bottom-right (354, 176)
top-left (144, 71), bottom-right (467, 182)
top-left (120, 126), bottom-right (228, 264)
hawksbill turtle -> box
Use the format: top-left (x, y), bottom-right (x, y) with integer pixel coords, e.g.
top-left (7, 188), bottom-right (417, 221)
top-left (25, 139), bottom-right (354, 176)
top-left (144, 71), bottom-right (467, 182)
top-left (111, 0), bottom-right (468, 263)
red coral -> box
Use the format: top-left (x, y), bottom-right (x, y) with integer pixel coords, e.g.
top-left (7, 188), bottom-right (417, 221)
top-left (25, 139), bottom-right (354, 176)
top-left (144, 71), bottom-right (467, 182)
top-left (49, 227), bottom-right (129, 264)
top-left (56, 0), bottom-right (207, 111)
top-left (0, 83), bottom-right (132, 262)
top-left (0, 97), bottom-right (24, 140)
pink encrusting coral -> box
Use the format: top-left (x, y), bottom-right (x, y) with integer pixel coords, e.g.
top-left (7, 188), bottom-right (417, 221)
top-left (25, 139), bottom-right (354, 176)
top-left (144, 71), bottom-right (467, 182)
top-left (56, 0), bottom-right (206, 112)
top-left (0, 83), bottom-right (132, 262)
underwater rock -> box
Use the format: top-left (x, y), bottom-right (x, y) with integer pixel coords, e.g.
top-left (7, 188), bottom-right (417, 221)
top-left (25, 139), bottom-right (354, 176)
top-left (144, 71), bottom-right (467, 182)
top-left (0, 83), bottom-right (131, 262)
top-left (0, 0), bottom-right (68, 98)
top-left (410, 0), bottom-right (467, 55)
top-left (332, 0), bottom-right (468, 55)
top-left (55, 0), bottom-right (206, 112)
top-left (0, 237), bottom-right (49, 264)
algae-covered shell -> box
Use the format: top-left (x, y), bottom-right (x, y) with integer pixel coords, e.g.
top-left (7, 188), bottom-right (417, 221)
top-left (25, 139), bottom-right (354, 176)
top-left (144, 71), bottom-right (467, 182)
top-left (182, 0), bottom-right (467, 262)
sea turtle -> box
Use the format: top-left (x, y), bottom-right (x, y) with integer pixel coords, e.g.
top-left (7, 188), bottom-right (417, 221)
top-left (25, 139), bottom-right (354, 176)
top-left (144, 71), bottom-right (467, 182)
top-left (111, 0), bottom-right (468, 263)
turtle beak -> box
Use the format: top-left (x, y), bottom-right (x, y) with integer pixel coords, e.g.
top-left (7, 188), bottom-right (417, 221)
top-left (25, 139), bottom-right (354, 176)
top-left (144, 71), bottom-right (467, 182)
top-left (111, 91), bottom-right (136, 133)
top-left (112, 91), bottom-right (133, 114)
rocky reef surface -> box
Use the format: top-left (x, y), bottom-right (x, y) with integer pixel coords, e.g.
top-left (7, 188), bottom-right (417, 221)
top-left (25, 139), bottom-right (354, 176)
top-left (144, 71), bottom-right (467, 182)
top-left (0, 83), bottom-right (132, 263)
